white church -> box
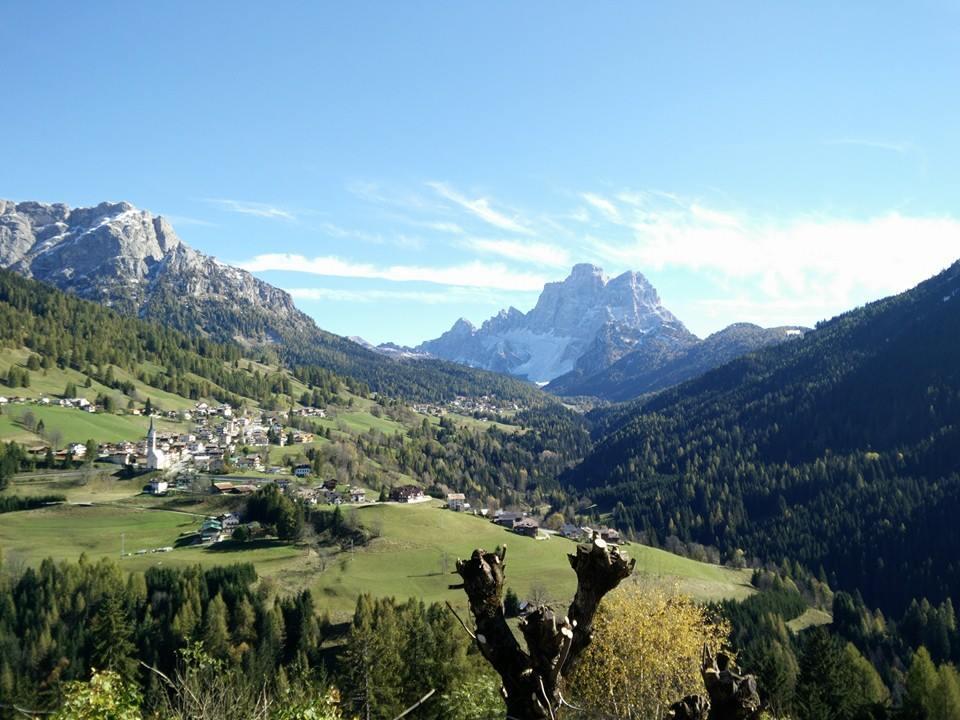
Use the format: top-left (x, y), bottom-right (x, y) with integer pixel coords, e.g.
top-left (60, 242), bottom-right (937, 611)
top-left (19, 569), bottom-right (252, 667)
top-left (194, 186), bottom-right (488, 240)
top-left (145, 417), bottom-right (170, 471)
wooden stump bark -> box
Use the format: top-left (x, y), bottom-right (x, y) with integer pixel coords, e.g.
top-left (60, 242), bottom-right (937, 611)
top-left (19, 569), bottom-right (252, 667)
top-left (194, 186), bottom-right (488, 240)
top-left (450, 534), bottom-right (635, 719)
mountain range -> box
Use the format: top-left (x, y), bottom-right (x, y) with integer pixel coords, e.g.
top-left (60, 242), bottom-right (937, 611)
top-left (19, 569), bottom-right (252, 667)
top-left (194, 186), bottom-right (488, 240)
top-left (4, 195), bottom-right (960, 619)
top-left (0, 199), bottom-right (546, 403)
top-left (546, 321), bottom-right (806, 401)
top-left (408, 263), bottom-right (806, 400)
top-left (0, 199), bottom-right (811, 405)
top-left (0, 199), bottom-right (314, 344)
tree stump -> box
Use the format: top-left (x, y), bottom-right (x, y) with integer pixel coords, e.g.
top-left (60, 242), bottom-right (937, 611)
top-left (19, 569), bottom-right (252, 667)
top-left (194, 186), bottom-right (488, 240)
top-left (450, 534), bottom-right (635, 719)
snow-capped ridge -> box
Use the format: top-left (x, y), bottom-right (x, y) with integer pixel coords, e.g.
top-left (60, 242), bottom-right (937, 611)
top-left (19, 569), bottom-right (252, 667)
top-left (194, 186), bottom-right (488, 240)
top-left (414, 264), bottom-right (696, 382)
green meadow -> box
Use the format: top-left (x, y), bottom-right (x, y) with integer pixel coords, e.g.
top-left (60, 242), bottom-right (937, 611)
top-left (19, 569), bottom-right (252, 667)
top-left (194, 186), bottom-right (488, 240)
top-left (301, 501), bottom-right (755, 617)
top-left (0, 472), bottom-right (756, 622)
top-left (1, 404), bottom-right (187, 445)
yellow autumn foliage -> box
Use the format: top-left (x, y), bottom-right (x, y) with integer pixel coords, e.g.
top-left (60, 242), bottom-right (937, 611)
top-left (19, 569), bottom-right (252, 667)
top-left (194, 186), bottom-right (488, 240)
top-left (566, 583), bottom-right (730, 720)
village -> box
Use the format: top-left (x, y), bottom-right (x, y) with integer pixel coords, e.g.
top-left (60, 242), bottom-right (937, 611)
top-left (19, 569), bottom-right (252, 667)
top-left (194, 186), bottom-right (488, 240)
top-left (2, 393), bottom-right (620, 552)
top-left (409, 394), bottom-right (521, 419)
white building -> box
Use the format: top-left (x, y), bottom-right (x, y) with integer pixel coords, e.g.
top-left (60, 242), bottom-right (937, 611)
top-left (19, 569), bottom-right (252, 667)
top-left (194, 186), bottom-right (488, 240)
top-left (146, 417), bottom-right (169, 471)
top-left (148, 479), bottom-right (169, 494)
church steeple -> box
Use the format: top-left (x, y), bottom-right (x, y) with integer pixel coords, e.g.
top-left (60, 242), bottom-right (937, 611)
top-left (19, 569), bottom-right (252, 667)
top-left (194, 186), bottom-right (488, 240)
top-left (145, 415), bottom-right (167, 470)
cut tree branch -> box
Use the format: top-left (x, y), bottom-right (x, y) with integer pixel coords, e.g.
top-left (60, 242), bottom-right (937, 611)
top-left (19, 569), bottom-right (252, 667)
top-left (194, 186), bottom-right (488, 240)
top-left (451, 534), bottom-right (635, 720)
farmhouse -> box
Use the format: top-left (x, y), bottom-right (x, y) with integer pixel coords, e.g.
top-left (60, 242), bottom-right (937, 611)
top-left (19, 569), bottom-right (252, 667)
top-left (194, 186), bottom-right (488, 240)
top-left (598, 527), bottom-right (621, 545)
top-left (494, 511), bottom-right (524, 528)
top-left (350, 487), bottom-right (367, 503)
top-left (200, 518), bottom-right (223, 542)
top-left (237, 455), bottom-right (264, 472)
top-left (390, 485), bottom-right (425, 503)
top-left (293, 464), bottom-right (312, 478)
top-left (513, 517), bottom-right (540, 538)
top-left (446, 492), bottom-right (466, 511)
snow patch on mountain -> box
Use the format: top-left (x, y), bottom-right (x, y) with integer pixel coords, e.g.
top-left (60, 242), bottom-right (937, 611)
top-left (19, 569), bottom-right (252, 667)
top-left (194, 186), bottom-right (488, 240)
top-left (414, 263), bottom-right (696, 382)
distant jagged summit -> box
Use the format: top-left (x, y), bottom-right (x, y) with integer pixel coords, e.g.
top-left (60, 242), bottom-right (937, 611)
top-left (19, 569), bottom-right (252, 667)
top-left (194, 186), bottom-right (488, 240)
top-left (415, 264), bottom-right (696, 383)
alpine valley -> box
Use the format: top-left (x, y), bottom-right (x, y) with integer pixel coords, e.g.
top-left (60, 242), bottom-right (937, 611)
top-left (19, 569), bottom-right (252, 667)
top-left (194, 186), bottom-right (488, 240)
top-left (1, 197), bottom-right (959, 720)
top-left (392, 263), bottom-right (808, 402)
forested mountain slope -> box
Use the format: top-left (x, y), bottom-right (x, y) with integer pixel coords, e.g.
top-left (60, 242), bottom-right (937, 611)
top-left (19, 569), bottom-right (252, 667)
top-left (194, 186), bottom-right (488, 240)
top-left (0, 269), bottom-right (342, 409)
top-left (567, 259), bottom-right (960, 614)
top-left (547, 322), bottom-right (806, 401)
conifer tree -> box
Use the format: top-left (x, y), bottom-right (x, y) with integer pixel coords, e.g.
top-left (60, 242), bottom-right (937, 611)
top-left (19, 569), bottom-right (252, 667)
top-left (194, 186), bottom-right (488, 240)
top-left (933, 665), bottom-right (960, 720)
top-left (906, 647), bottom-right (941, 720)
top-left (202, 593), bottom-right (231, 660)
top-left (90, 592), bottom-right (137, 680)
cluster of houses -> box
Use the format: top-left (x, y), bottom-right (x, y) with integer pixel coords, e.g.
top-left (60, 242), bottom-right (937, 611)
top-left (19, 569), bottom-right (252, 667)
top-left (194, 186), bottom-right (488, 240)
top-left (443, 493), bottom-right (622, 544)
top-left (411, 394), bottom-right (522, 419)
top-left (93, 401), bottom-right (316, 474)
top-left (390, 485), bottom-right (427, 503)
top-left (0, 395), bottom-right (97, 413)
top-left (289, 479), bottom-right (368, 505)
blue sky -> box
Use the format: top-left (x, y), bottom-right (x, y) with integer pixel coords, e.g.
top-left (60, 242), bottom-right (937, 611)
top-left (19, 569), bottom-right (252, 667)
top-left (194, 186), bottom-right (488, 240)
top-left (2, 1), bottom-right (960, 345)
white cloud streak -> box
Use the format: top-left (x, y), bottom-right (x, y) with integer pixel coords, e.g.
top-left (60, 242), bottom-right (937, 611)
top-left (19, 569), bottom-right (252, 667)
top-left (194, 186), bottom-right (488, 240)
top-left (463, 238), bottom-right (572, 268)
top-left (163, 215), bottom-right (218, 228)
top-left (581, 192), bottom-right (622, 223)
top-left (287, 286), bottom-right (523, 305)
top-left (206, 198), bottom-right (296, 221)
top-left (588, 193), bottom-right (960, 313)
top-left (239, 253), bottom-right (547, 291)
top-left (428, 181), bottom-right (533, 235)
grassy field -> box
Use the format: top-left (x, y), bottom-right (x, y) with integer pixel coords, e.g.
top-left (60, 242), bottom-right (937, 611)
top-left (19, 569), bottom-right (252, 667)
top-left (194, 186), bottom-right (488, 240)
top-left (298, 501), bottom-right (755, 617)
top-left (1, 347), bottom-right (198, 412)
top-left (2, 469), bottom-right (147, 502)
top-left (787, 607), bottom-right (833, 632)
top-left (1, 404), bottom-right (188, 445)
top-left (0, 470), bottom-right (755, 621)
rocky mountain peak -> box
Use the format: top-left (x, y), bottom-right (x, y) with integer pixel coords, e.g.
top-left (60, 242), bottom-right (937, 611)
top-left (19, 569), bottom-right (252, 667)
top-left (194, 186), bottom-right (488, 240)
top-left (569, 262), bottom-right (606, 281)
top-left (416, 264), bottom-right (695, 382)
top-left (0, 198), bottom-right (307, 344)
top-left (450, 318), bottom-right (476, 334)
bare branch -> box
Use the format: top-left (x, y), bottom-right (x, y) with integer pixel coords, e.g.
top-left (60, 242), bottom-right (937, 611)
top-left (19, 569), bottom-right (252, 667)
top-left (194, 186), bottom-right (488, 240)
top-left (445, 600), bottom-right (477, 640)
top-left (390, 688), bottom-right (436, 720)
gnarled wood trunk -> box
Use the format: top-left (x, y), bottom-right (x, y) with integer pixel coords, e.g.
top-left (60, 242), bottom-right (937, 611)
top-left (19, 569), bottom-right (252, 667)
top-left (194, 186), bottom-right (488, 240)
top-left (451, 535), bottom-right (763, 720)
top-left (450, 535), bottom-right (634, 719)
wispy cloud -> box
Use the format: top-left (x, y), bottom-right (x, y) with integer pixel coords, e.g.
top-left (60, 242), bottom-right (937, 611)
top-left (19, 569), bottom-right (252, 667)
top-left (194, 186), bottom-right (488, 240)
top-left (581, 192), bottom-right (622, 223)
top-left (414, 220), bottom-right (465, 235)
top-left (427, 181), bottom-right (533, 235)
top-left (205, 198), bottom-right (296, 221)
top-left (464, 238), bottom-right (571, 268)
top-left (239, 253), bottom-right (547, 291)
top-left (319, 222), bottom-right (424, 250)
top-left (587, 191), bottom-right (960, 312)
top-left (287, 286), bottom-right (519, 305)
top-left (320, 222), bottom-right (381, 243)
